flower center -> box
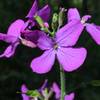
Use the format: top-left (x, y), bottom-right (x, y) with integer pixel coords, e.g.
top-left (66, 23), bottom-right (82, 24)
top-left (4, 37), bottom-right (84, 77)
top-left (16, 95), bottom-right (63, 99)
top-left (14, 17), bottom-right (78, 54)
top-left (81, 18), bottom-right (86, 24)
top-left (54, 44), bottom-right (58, 50)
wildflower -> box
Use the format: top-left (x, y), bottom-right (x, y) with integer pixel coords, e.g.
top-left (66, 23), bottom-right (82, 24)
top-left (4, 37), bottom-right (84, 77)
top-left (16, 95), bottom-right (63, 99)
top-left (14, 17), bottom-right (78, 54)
top-left (68, 8), bottom-right (100, 45)
top-left (25, 0), bottom-right (51, 28)
top-left (0, 19), bottom-right (24, 58)
top-left (52, 82), bottom-right (75, 100)
top-left (31, 20), bottom-right (87, 74)
top-left (21, 82), bottom-right (75, 100)
top-left (21, 80), bottom-right (53, 100)
top-left (0, 19), bottom-right (39, 58)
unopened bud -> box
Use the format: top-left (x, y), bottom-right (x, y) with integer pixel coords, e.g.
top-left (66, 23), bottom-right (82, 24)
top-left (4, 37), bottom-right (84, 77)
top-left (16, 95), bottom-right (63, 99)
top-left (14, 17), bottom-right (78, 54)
top-left (52, 13), bottom-right (58, 23)
top-left (34, 14), bottom-right (51, 34)
top-left (34, 14), bottom-right (45, 28)
top-left (58, 8), bottom-right (67, 28)
top-left (44, 22), bottom-right (49, 28)
top-left (51, 13), bottom-right (58, 32)
top-left (26, 90), bottom-right (40, 97)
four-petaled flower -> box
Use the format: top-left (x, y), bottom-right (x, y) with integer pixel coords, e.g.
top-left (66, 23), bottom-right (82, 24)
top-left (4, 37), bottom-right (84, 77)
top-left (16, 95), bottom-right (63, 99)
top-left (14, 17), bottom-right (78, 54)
top-left (0, 2), bottom-right (100, 100)
top-left (31, 20), bottom-right (87, 74)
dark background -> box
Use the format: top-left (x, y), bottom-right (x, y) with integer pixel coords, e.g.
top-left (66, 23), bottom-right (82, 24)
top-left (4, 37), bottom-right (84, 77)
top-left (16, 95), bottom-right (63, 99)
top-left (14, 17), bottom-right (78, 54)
top-left (0, 0), bottom-right (100, 100)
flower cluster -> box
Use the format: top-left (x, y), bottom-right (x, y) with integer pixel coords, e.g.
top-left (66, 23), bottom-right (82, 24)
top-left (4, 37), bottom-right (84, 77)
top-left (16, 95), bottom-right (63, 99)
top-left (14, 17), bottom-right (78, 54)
top-left (21, 80), bottom-right (74, 100)
top-left (0, 0), bottom-right (100, 73)
top-left (0, 0), bottom-right (100, 100)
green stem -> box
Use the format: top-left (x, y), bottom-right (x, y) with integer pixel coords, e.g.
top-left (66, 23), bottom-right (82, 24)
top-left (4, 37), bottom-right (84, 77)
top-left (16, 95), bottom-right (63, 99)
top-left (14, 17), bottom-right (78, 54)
top-left (60, 65), bottom-right (66, 100)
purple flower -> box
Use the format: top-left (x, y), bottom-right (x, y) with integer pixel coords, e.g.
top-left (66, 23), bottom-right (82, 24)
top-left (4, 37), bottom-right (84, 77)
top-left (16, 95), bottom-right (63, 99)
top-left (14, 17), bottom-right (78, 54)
top-left (25, 0), bottom-right (51, 28)
top-left (0, 19), bottom-right (38, 58)
top-left (21, 80), bottom-right (49, 100)
top-left (21, 81), bottom-right (75, 100)
top-left (0, 19), bottom-right (24, 58)
top-left (68, 8), bottom-right (100, 45)
top-left (30, 20), bottom-right (87, 74)
top-left (52, 82), bottom-right (75, 100)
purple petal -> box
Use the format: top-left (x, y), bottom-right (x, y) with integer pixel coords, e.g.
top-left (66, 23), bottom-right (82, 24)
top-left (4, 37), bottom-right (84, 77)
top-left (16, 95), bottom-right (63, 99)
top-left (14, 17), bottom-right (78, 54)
top-left (22, 30), bottom-right (52, 49)
top-left (26, 0), bottom-right (38, 18)
top-left (7, 19), bottom-right (24, 37)
top-left (21, 20), bottom-right (32, 31)
top-left (57, 47), bottom-right (87, 72)
top-left (21, 84), bottom-right (30, 100)
top-left (23, 30), bottom-right (44, 44)
top-left (82, 15), bottom-right (91, 22)
top-left (56, 20), bottom-right (77, 40)
top-left (95, 25), bottom-right (100, 30)
top-left (31, 49), bottom-right (55, 74)
top-left (64, 93), bottom-right (75, 100)
top-left (40, 79), bottom-right (48, 91)
top-left (0, 33), bottom-right (18, 43)
top-left (37, 5), bottom-right (51, 22)
top-left (86, 23), bottom-right (100, 45)
top-left (37, 33), bottom-right (54, 50)
top-left (56, 20), bottom-right (84, 47)
top-left (52, 82), bottom-right (61, 99)
top-left (0, 42), bottom-right (19, 58)
top-left (67, 8), bottom-right (80, 22)
top-left (0, 33), bottom-right (6, 41)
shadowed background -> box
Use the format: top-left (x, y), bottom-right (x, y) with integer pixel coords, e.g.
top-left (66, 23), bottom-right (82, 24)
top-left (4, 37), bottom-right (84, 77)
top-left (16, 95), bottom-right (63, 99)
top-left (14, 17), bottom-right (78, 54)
top-left (0, 0), bottom-right (100, 100)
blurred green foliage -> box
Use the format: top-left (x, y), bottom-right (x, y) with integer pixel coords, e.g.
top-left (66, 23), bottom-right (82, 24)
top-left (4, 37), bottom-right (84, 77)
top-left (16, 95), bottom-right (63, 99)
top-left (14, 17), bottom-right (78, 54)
top-left (0, 0), bottom-right (100, 100)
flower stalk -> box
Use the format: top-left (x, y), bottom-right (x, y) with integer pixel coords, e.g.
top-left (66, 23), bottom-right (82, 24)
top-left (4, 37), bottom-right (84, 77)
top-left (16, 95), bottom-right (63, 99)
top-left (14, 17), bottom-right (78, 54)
top-left (60, 65), bottom-right (66, 100)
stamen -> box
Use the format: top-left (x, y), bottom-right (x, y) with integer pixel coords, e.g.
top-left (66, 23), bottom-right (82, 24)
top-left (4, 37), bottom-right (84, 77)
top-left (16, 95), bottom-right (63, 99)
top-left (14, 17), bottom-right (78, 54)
top-left (54, 44), bottom-right (58, 50)
top-left (81, 18), bottom-right (86, 24)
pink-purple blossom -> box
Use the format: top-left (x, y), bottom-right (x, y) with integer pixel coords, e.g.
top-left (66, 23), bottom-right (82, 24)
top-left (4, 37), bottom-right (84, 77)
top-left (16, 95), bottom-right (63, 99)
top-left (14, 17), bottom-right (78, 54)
top-left (0, 0), bottom-right (100, 100)
top-left (21, 80), bottom-right (50, 100)
top-left (68, 8), bottom-right (100, 45)
top-left (0, 19), bottom-right (38, 58)
top-left (52, 82), bottom-right (75, 100)
top-left (25, 0), bottom-right (51, 28)
top-left (21, 81), bottom-right (75, 100)
top-left (30, 20), bottom-right (87, 74)
top-left (0, 19), bottom-right (24, 58)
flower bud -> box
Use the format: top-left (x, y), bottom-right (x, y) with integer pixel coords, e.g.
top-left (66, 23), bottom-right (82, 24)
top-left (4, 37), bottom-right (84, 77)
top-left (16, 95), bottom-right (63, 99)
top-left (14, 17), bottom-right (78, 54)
top-left (51, 13), bottom-right (58, 31)
top-left (58, 8), bottom-right (67, 28)
top-left (34, 14), bottom-right (45, 28)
